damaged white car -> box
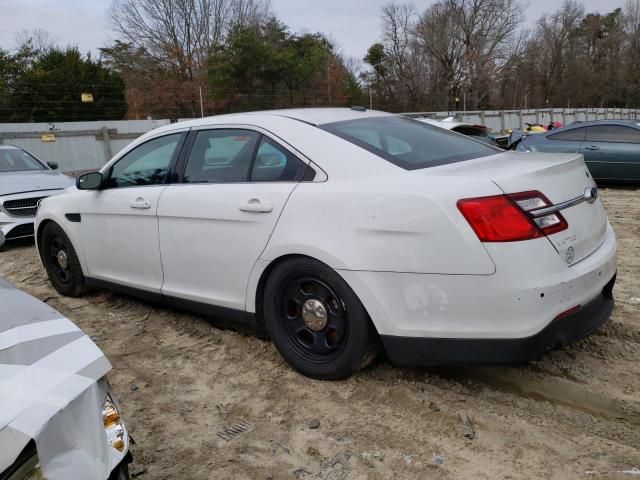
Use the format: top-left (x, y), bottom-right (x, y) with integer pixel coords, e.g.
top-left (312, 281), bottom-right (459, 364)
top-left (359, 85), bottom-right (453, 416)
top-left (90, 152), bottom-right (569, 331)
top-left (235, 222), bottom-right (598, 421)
top-left (0, 278), bottom-right (131, 480)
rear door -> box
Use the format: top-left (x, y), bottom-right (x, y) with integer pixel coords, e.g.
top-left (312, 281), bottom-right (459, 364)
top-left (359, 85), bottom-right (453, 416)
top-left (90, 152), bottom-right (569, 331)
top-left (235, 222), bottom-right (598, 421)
top-left (158, 127), bottom-right (310, 311)
top-left (581, 125), bottom-right (640, 181)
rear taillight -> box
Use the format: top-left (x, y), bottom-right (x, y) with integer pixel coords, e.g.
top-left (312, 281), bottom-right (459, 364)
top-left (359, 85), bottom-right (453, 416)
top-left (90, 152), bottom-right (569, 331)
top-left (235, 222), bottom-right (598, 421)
top-left (457, 190), bottom-right (568, 242)
top-left (509, 191), bottom-right (568, 236)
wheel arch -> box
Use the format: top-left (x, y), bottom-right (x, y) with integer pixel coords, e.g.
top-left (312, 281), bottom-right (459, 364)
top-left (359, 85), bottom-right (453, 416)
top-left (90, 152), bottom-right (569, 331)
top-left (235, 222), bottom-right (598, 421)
top-left (252, 253), bottom-right (380, 339)
top-left (36, 218), bottom-right (54, 252)
top-left (36, 216), bottom-right (87, 276)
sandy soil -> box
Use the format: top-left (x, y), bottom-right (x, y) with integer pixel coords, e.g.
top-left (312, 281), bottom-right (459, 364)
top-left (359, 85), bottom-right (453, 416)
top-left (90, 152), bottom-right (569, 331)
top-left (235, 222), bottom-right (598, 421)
top-left (1, 188), bottom-right (639, 480)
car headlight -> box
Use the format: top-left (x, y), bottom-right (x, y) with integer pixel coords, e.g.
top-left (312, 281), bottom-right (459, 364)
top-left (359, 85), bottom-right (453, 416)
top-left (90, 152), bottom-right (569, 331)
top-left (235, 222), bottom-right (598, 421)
top-left (102, 395), bottom-right (128, 453)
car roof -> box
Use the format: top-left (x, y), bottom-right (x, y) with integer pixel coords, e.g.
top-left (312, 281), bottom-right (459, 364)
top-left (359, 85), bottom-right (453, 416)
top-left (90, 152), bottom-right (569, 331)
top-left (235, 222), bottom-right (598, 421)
top-left (0, 145), bottom-right (21, 150)
top-left (561, 119), bottom-right (640, 129)
top-left (168, 108), bottom-right (394, 131)
top-left (131, 108), bottom-right (397, 146)
top-left (260, 108), bottom-right (393, 125)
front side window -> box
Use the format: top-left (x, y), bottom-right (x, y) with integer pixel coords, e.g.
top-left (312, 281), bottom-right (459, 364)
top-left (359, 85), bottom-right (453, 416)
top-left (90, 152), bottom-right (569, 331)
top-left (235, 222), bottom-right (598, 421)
top-left (0, 149), bottom-right (46, 172)
top-left (184, 130), bottom-right (260, 183)
top-left (251, 137), bottom-right (307, 182)
top-left (548, 127), bottom-right (586, 141)
top-left (586, 125), bottom-right (640, 143)
top-left (321, 116), bottom-right (499, 170)
top-left (105, 133), bottom-right (182, 188)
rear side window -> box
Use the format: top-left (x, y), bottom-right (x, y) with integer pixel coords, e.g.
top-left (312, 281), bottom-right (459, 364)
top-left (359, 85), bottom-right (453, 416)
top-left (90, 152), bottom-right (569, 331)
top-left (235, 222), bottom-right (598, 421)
top-left (251, 137), bottom-right (307, 182)
top-left (586, 125), bottom-right (640, 143)
top-left (321, 116), bottom-right (498, 170)
top-left (184, 130), bottom-right (260, 183)
top-left (548, 127), bottom-right (586, 141)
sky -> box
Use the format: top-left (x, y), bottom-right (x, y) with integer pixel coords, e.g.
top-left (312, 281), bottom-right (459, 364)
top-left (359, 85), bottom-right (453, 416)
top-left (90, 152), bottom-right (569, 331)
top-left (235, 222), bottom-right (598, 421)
top-left (0, 0), bottom-right (629, 62)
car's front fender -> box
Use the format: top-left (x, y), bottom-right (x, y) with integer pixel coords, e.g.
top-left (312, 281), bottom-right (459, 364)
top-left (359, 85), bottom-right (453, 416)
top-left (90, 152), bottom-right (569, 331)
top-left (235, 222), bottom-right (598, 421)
top-left (35, 190), bottom-right (87, 274)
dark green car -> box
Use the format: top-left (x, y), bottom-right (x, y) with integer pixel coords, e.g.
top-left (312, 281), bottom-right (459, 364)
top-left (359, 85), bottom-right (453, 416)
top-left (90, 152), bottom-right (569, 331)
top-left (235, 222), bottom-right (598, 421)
top-left (517, 119), bottom-right (640, 184)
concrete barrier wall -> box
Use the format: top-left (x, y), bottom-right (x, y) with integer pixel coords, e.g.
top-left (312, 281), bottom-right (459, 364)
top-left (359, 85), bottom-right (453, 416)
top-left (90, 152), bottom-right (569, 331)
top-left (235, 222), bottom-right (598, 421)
top-left (402, 108), bottom-right (640, 133)
top-left (0, 119), bottom-right (170, 172)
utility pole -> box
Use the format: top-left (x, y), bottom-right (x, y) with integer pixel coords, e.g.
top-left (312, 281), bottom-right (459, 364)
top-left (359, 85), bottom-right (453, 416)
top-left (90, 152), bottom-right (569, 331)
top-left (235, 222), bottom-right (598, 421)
top-left (369, 87), bottom-right (373, 110)
top-left (327, 64), bottom-right (332, 106)
top-left (199, 86), bottom-right (204, 118)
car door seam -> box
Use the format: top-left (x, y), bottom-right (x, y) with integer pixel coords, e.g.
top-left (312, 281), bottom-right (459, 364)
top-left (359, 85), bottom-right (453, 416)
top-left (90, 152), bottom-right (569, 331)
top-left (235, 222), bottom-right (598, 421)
top-left (156, 185), bottom-right (170, 293)
top-left (243, 181), bottom-right (303, 312)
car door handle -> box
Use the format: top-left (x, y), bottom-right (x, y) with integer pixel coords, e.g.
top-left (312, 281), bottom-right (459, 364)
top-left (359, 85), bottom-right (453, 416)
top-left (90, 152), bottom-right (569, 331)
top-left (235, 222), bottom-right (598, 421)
top-left (584, 145), bottom-right (600, 151)
top-left (129, 198), bottom-right (151, 209)
top-left (239, 199), bottom-right (273, 213)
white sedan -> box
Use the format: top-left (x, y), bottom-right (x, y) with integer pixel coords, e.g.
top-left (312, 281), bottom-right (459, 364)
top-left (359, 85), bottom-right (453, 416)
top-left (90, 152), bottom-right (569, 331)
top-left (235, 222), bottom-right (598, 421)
top-left (35, 108), bottom-right (617, 380)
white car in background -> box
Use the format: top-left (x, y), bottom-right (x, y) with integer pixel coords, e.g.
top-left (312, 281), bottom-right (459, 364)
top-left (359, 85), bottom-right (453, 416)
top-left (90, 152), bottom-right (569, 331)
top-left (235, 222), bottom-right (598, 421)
top-left (0, 145), bottom-right (74, 248)
top-left (0, 278), bottom-right (131, 480)
top-left (35, 108), bottom-right (616, 380)
top-left (416, 116), bottom-right (499, 146)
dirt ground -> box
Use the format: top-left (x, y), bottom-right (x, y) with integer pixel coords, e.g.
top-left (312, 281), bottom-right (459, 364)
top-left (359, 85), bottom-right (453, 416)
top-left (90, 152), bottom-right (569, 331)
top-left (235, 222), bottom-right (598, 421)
top-left (1, 188), bottom-right (639, 480)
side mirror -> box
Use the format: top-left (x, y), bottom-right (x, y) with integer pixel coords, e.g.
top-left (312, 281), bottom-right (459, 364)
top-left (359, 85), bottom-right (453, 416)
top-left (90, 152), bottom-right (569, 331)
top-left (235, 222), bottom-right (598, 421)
top-left (77, 172), bottom-right (103, 190)
top-left (47, 161), bottom-right (59, 170)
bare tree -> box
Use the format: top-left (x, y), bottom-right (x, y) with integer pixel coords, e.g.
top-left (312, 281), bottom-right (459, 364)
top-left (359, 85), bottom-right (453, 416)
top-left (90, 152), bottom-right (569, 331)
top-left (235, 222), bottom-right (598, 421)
top-left (108, 0), bottom-right (270, 83)
top-left (15, 29), bottom-right (55, 52)
top-left (449, 0), bottom-right (523, 107)
top-left (414, 0), bottom-right (522, 109)
top-left (415, 2), bottom-right (466, 109)
top-left (381, 2), bottom-right (427, 109)
top-left (534, 1), bottom-right (584, 103)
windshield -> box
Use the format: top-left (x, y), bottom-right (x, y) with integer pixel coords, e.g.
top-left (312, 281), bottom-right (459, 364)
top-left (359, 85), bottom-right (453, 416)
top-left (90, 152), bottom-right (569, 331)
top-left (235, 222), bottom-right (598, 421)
top-left (0, 148), bottom-right (46, 172)
top-left (321, 116), bottom-right (499, 170)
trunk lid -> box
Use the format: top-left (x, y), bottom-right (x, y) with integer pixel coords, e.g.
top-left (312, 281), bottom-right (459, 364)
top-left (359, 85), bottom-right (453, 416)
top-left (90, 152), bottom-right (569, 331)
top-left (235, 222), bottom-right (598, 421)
top-left (425, 152), bottom-right (608, 265)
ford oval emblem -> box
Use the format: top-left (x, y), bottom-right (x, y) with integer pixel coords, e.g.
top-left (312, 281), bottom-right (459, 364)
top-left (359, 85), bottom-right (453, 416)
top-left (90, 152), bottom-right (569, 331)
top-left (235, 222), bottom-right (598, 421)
top-left (566, 246), bottom-right (575, 264)
top-left (584, 187), bottom-right (598, 204)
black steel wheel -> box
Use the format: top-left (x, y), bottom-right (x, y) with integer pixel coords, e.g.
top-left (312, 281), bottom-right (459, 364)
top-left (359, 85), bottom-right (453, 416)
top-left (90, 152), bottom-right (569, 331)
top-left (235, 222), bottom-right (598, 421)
top-left (263, 257), bottom-right (379, 380)
top-left (40, 222), bottom-right (86, 297)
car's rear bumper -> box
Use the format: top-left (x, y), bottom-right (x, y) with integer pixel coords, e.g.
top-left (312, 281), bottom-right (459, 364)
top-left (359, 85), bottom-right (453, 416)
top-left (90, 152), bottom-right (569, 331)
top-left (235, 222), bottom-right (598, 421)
top-left (339, 223), bottom-right (617, 341)
top-left (380, 273), bottom-right (615, 365)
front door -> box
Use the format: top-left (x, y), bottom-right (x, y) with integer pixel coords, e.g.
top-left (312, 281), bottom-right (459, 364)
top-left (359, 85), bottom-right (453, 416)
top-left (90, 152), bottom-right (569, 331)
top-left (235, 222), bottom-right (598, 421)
top-left (158, 128), bottom-right (309, 311)
top-left (80, 132), bottom-right (186, 292)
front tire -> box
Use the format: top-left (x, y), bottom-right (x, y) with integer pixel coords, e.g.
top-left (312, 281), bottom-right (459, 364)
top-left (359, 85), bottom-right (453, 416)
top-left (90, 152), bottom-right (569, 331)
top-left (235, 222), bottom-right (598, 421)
top-left (263, 258), bottom-right (378, 380)
top-left (41, 222), bottom-right (86, 297)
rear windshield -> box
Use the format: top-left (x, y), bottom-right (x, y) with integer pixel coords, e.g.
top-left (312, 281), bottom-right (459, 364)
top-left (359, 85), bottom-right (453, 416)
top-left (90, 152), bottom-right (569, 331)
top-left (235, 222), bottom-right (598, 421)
top-left (0, 148), bottom-right (46, 172)
top-left (321, 116), bottom-right (499, 170)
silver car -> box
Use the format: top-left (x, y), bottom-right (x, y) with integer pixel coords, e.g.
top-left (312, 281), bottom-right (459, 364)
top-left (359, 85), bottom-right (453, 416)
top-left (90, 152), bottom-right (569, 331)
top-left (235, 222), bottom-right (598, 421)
top-left (0, 277), bottom-right (131, 479)
top-left (0, 145), bottom-right (73, 248)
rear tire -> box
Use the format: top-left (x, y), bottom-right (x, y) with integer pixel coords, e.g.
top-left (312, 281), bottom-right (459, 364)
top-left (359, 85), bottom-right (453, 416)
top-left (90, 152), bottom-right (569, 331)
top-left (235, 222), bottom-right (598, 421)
top-left (263, 257), bottom-right (378, 380)
top-left (41, 222), bottom-right (86, 297)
